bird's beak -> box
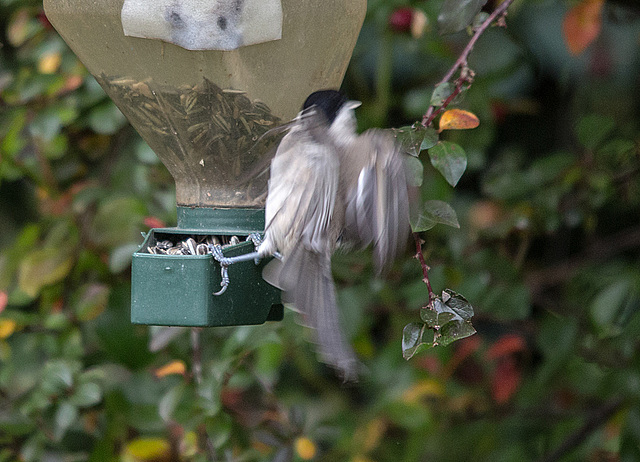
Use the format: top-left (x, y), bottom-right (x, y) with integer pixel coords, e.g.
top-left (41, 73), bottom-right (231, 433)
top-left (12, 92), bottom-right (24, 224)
top-left (346, 100), bottom-right (362, 110)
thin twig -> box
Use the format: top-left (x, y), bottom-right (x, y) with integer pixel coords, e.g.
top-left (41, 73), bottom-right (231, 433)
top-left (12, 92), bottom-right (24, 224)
top-left (191, 328), bottom-right (218, 461)
top-left (526, 225), bottom-right (640, 298)
top-left (539, 398), bottom-right (625, 462)
top-left (191, 328), bottom-right (202, 385)
top-left (422, 0), bottom-right (515, 127)
top-left (423, 79), bottom-right (465, 127)
top-left (413, 232), bottom-right (435, 305)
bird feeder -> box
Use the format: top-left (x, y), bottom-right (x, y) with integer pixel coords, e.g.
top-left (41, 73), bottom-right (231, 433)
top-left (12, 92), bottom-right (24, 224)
top-left (43, 0), bottom-right (366, 326)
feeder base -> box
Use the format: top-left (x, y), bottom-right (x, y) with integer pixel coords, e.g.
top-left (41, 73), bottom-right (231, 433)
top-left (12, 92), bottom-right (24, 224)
top-left (131, 228), bottom-right (283, 327)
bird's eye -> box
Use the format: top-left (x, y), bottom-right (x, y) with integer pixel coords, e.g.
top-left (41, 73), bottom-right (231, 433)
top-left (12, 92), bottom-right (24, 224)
top-left (217, 16), bottom-right (227, 30)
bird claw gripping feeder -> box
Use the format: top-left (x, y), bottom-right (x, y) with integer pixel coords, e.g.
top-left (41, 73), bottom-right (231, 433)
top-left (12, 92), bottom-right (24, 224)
top-left (43, 0), bottom-right (366, 327)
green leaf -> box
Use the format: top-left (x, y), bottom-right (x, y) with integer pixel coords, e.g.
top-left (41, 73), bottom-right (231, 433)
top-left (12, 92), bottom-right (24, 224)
top-left (93, 284), bottom-right (152, 369)
top-left (88, 102), bottom-right (127, 135)
top-left (29, 104), bottom-right (78, 142)
top-left (392, 124), bottom-right (426, 157)
top-left (590, 280), bottom-right (631, 336)
top-left (91, 197), bottom-right (146, 247)
top-left (421, 305), bottom-right (456, 328)
top-left (159, 383), bottom-right (186, 423)
top-left (54, 401), bottom-right (78, 442)
top-left (423, 295), bottom-right (477, 347)
top-left (0, 108), bottom-right (28, 159)
top-left (62, 329), bottom-right (85, 359)
top-left (40, 360), bottom-right (79, 395)
top-left (206, 414), bottom-right (233, 449)
top-left (73, 283), bottom-right (110, 321)
top-left (135, 139), bottom-right (161, 165)
top-left (410, 200), bottom-right (460, 232)
top-left (442, 289), bottom-right (474, 320)
top-left (439, 320), bottom-right (476, 346)
top-left (0, 224), bottom-right (40, 291)
top-left (428, 141), bottom-right (467, 187)
top-left (576, 114), bottom-right (615, 150)
top-left (70, 382), bottom-right (102, 408)
top-left (420, 127), bottom-right (439, 151)
top-left (402, 322), bottom-right (430, 360)
top-left (430, 83), bottom-right (454, 106)
top-left (17, 247), bottom-right (75, 298)
top-left (621, 408), bottom-right (640, 461)
top-left (109, 243), bottom-right (141, 274)
top-left (404, 156), bottom-right (424, 187)
top-left (420, 307), bottom-right (438, 326)
top-left (599, 138), bottom-right (636, 162)
top-left (438, 0), bottom-right (488, 35)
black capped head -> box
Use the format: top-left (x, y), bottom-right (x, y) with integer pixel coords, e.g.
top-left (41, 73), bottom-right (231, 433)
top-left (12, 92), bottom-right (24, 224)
top-left (303, 90), bottom-right (347, 125)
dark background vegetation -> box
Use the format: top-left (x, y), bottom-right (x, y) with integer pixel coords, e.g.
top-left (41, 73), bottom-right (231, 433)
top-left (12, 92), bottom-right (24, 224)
top-left (1, 0), bottom-right (640, 460)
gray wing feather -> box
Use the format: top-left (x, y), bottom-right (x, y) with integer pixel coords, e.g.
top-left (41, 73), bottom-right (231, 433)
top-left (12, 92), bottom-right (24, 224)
top-left (343, 129), bottom-right (410, 273)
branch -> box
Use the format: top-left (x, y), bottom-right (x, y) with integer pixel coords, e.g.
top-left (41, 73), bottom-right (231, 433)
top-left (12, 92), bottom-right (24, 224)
top-left (413, 233), bottom-right (435, 305)
top-left (539, 398), bottom-right (625, 462)
top-left (191, 328), bottom-right (203, 385)
top-left (526, 225), bottom-right (640, 298)
top-left (413, 1), bottom-right (516, 302)
top-left (422, 0), bottom-right (515, 127)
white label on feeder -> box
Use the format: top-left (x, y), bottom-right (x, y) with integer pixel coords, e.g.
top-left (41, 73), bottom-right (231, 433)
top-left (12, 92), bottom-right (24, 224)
top-left (121, 0), bottom-right (282, 51)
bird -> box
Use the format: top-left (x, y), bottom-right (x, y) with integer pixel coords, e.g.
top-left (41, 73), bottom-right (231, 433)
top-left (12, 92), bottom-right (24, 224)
top-left (254, 89), bottom-right (412, 381)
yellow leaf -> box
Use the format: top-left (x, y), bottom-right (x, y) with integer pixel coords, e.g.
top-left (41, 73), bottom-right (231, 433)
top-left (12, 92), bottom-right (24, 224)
top-left (154, 360), bottom-right (186, 378)
top-left (180, 431), bottom-right (198, 458)
top-left (358, 418), bottom-right (387, 453)
top-left (18, 247), bottom-right (75, 298)
top-left (7, 9), bottom-right (30, 47)
top-left (439, 109), bottom-right (480, 131)
top-left (124, 438), bottom-right (171, 461)
top-left (411, 10), bottom-right (428, 39)
top-left (563, 0), bottom-right (604, 55)
top-left (38, 52), bottom-right (62, 74)
top-left (402, 379), bottom-right (445, 403)
top-left (0, 319), bottom-right (17, 339)
top-left (294, 437), bottom-right (317, 460)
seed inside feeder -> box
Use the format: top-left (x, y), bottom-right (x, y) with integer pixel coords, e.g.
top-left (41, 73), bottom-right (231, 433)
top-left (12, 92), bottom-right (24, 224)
top-left (96, 75), bottom-right (283, 207)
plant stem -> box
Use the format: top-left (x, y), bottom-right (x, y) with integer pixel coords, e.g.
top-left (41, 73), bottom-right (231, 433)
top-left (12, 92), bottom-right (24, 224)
top-left (423, 81), bottom-right (464, 127)
top-left (422, 0), bottom-right (515, 127)
top-left (191, 328), bottom-right (202, 385)
top-left (540, 398), bottom-right (625, 462)
top-left (413, 232), bottom-right (435, 305)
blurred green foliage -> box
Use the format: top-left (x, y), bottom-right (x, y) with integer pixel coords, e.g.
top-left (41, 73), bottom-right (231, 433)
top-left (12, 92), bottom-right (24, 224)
top-left (1, 0), bottom-right (640, 461)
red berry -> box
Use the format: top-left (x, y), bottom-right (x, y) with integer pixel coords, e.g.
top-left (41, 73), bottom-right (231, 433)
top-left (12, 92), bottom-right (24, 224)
top-left (37, 11), bottom-right (54, 30)
top-left (388, 7), bottom-right (413, 33)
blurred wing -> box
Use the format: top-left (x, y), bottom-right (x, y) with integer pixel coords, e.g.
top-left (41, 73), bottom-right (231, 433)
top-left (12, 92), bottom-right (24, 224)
top-left (343, 129), bottom-right (411, 273)
top-left (262, 126), bottom-right (339, 255)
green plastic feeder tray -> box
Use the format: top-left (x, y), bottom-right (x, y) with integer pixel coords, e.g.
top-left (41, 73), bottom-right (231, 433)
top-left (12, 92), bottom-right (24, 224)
top-left (44, 0), bottom-right (367, 327)
top-left (131, 208), bottom-right (283, 327)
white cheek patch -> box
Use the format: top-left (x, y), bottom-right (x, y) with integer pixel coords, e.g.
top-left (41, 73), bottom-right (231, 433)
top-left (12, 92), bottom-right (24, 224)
top-left (121, 0), bottom-right (282, 51)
